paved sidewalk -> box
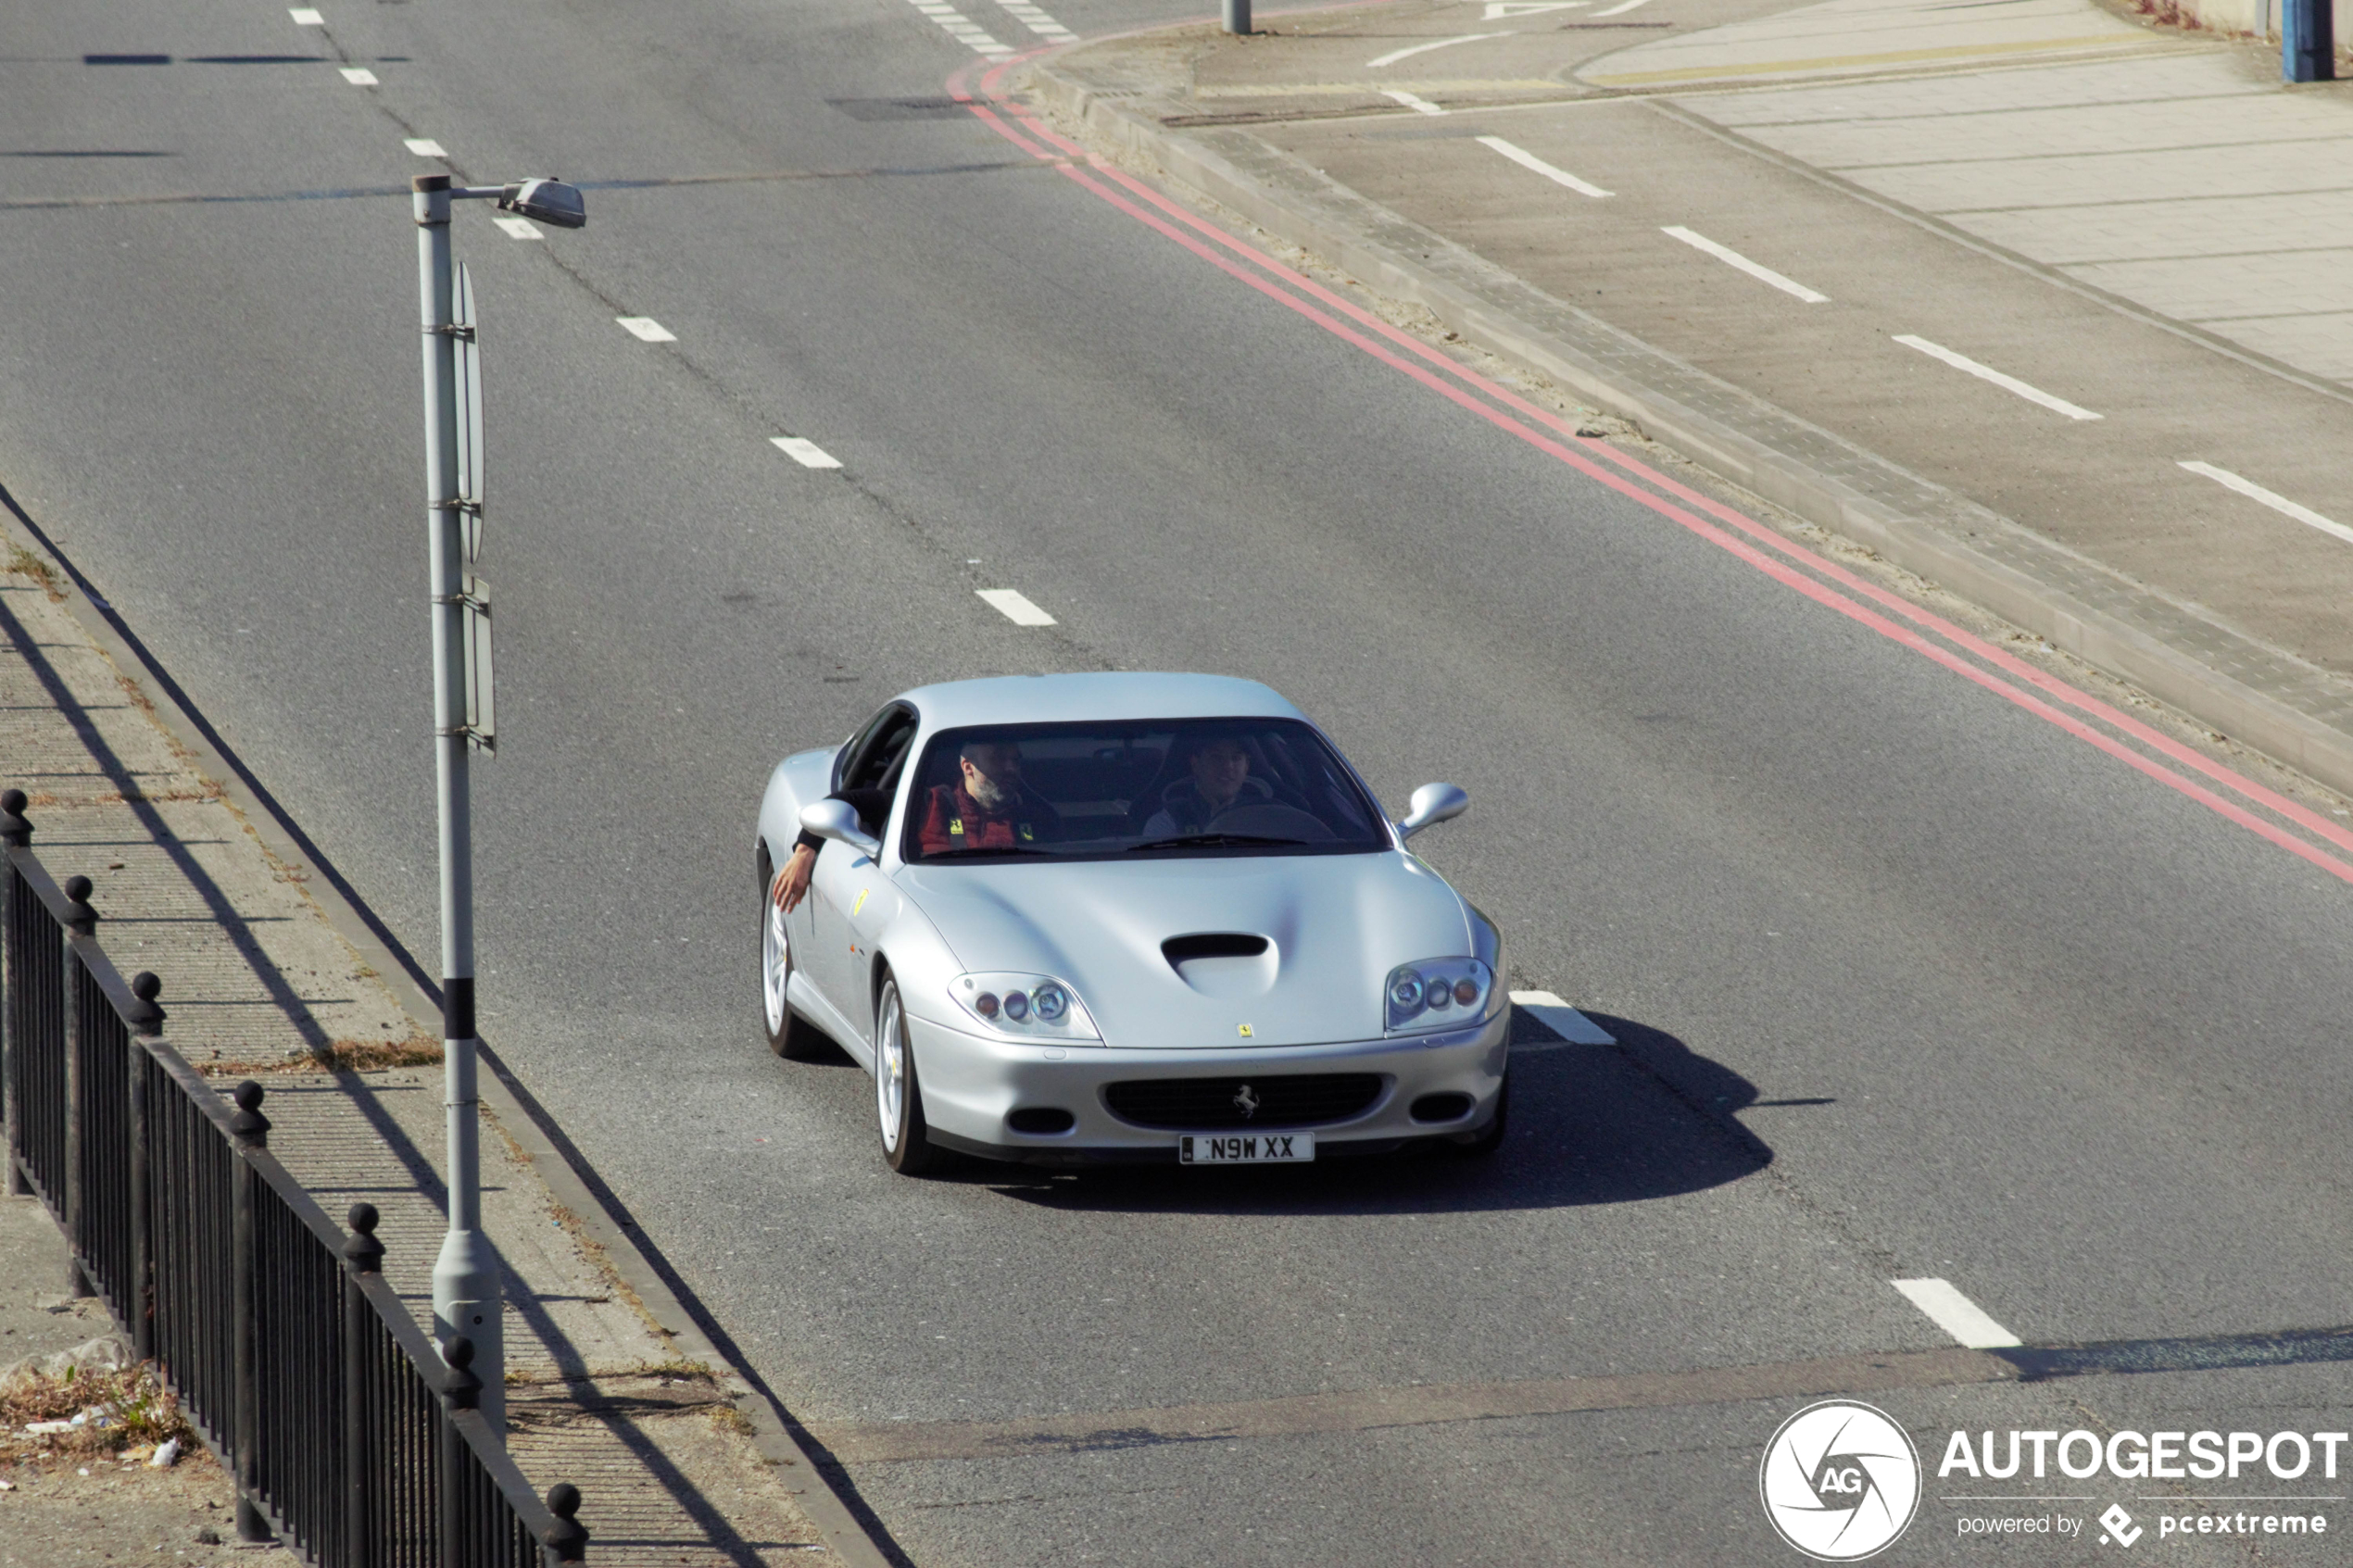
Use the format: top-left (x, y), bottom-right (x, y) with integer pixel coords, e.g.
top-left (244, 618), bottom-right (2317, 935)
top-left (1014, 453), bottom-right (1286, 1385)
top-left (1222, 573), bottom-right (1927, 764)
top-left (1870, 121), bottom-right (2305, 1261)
top-left (1031, 0), bottom-right (2353, 795)
top-left (0, 542), bottom-right (839, 1562)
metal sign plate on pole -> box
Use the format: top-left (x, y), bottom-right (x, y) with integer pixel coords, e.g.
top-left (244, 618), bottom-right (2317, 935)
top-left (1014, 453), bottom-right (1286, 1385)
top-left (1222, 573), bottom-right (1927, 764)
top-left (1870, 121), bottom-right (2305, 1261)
top-left (452, 261), bottom-right (485, 562)
top-left (463, 577), bottom-right (495, 755)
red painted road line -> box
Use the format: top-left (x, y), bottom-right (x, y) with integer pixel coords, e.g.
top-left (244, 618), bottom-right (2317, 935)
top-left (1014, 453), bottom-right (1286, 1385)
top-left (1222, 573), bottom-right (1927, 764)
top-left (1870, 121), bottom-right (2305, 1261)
top-left (1002, 110), bottom-right (2353, 865)
top-left (990, 100), bottom-right (2353, 862)
top-left (957, 74), bottom-right (2353, 884)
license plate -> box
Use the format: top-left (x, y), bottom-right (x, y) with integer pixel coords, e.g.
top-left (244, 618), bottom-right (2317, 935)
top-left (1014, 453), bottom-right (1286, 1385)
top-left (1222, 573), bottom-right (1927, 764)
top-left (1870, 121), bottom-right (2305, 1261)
top-left (1179, 1132), bottom-right (1315, 1164)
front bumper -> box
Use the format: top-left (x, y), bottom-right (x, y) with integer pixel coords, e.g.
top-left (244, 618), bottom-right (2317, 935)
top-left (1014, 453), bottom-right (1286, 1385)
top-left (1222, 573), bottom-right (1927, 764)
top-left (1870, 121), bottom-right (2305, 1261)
top-left (904, 1008), bottom-right (1510, 1164)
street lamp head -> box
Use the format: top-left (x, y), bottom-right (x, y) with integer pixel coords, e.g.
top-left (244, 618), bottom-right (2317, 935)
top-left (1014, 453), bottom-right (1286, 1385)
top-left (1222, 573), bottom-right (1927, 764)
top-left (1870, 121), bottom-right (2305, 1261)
top-left (499, 179), bottom-right (585, 229)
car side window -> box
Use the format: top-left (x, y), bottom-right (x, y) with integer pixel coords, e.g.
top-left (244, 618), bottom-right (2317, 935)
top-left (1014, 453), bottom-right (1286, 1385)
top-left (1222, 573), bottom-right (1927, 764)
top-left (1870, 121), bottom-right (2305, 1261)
top-left (846, 708), bottom-right (919, 793)
top-left (835, 705), bottom-right (910, 792)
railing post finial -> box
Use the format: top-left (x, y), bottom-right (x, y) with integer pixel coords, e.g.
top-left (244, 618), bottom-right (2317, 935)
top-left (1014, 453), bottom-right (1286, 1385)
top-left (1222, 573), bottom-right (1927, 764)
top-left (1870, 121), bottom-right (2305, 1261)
top-left (441, 1333), bottom-right (482, 1411)
top-left (229, 1080), bottom-right (270, 1147)
top-left (126, 971), bottom-right (165, 1035)
top-left (61, 874), bottom-right (96, 935)
top-left (0, 788), bottom-right (28, 847)
top-left (344, 1202), bottom-right (385, 1275)
top-left (543, 1483), bottom-right (589, 1564)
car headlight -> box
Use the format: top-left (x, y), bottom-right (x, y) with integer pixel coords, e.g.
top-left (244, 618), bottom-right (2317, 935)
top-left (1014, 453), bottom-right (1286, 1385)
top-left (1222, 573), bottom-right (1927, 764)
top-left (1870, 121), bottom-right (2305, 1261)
top-left (1384, 958), bottom-right (1495, 1033)
top-left (950, 972), bottom-right (1101, 1040)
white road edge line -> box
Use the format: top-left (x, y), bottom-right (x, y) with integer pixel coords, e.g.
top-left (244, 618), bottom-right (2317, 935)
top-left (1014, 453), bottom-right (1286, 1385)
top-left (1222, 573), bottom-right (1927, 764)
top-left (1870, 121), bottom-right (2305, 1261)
top-left (1508, 990), bottom-right (1617, 1047)
top-left (1594, 0), bottom-right (1656, 15)
top-left (2179, 461), bottom-right (2353, 546)
top-left (1662, 226), bottom-right (1826, 303)
top-left (404, 138), bottom-right (447, 157)
top-left (1893, 334), bottom-right (2100, 420)
top-left (977, 588), bottom-right (1056, 626)
top-left (614, 317), bottom-right (676, 343)
top-left (493, 216), bottom-right (543, 240)
top-left (772, 436), bottom-right (843, 470)
top-left (339, 66), bottom-right (377, 85)
top-left (288, 7), bottom-right (324, 22)
top-left (1368, 32), bottom-right (1500, 69)
top-left (1892, 1278), bottom-right (2022, 1349)
top-left (1478, 136), bottom-right (1611, 198)
top-left (1380, 89), bottom-right (1449, 116)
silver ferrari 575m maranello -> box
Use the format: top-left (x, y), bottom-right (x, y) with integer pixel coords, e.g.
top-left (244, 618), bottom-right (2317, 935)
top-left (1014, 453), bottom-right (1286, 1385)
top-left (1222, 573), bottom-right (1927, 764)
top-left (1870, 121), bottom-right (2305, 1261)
top-left (754, 672), bottom-right (1506, 1173)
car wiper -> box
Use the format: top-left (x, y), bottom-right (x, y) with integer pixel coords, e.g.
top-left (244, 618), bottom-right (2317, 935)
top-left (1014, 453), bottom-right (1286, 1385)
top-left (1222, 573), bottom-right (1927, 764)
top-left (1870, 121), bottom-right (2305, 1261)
top-left (1126, 833), bottom-right (1305, 850)
top-left (919, 846), bottom-right (1055, 860)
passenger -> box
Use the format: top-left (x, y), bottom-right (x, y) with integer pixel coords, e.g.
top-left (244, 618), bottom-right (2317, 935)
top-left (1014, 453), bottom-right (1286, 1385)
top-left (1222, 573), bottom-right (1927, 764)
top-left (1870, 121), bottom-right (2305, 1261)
top-left (913, 739), bottom-right (1060, 856)
top-left (1140, 734), bottom-right (1272, 840)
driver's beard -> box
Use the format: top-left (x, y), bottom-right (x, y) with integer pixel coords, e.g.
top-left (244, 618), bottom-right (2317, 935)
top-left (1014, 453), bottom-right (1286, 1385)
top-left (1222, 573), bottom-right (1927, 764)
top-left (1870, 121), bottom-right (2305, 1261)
top-left (965, 771), bottom-right (1012, 811)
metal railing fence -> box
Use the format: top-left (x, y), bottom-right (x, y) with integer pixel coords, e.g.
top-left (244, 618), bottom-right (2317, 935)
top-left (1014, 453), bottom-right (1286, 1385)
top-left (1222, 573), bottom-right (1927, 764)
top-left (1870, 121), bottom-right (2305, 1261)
top-left (0, 789), bottom-right (586, 1565)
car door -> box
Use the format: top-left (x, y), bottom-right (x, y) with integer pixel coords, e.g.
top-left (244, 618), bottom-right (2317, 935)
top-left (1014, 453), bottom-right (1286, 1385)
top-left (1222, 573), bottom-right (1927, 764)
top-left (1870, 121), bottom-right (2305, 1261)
top-left (807, 704), bottom-right (919, 1050)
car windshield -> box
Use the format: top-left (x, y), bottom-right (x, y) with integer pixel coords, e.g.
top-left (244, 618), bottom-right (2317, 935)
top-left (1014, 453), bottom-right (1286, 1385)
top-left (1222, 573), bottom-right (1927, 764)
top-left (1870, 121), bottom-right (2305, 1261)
top-left (900, 719), bottom-right (1390, 863)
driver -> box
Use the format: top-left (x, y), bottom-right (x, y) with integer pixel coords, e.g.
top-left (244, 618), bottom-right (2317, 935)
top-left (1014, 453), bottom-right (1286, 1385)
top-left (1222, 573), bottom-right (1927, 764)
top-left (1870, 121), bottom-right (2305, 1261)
top-left (915, 737), bottom-right (1059, 856)
top-left (1140, 733), bottom-right (1270, 840)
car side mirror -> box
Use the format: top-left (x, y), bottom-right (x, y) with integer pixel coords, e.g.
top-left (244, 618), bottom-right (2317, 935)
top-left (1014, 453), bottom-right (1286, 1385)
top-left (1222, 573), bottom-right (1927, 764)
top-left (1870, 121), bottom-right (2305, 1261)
top-left (799, 799), bottom-right (882, 860)
top-left (1396, 783), bottom-right (1468, 841)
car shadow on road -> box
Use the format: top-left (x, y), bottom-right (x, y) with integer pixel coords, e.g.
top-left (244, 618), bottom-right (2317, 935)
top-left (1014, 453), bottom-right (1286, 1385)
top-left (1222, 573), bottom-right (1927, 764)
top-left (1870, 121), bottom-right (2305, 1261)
top-left (981, 1010), bottom-right (1777, 1216)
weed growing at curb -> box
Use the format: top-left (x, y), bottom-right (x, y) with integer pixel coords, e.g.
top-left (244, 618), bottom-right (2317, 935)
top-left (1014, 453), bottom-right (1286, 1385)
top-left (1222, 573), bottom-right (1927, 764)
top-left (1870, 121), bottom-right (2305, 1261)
top-left (4, 543), bottom-right (64, 601)
top-left (0, 1362), bottom-right (196, 1467)
top-left (196, 1035), bottom-right (445, 1075)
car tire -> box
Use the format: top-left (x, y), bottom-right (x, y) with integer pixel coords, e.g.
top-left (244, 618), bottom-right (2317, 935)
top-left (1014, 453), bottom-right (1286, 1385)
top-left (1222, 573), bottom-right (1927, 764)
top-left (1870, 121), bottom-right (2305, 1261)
top-left (1443, 1075), bottom-right (1508, 1159)
top-left (875, 974), bottom-right (945, 1175)
top-left (759, 847), bottom-right (826, 1061)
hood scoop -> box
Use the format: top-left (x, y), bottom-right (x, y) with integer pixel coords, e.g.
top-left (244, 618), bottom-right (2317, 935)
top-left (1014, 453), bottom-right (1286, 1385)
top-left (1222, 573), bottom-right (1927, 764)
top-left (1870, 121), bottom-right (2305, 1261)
top-left (1162, 933), bottom-right (1278, 998)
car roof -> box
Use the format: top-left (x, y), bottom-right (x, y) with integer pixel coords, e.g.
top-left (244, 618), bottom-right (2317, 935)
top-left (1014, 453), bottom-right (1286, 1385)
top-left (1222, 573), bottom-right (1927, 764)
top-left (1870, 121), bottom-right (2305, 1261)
top-left (898, 672), bottom-right (1305, 729)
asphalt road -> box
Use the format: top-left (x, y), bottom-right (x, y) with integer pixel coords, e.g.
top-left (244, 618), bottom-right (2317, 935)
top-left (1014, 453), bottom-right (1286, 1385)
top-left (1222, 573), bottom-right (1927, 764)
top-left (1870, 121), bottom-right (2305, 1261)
top-left (6, 0), bottom-right (2353, 1562)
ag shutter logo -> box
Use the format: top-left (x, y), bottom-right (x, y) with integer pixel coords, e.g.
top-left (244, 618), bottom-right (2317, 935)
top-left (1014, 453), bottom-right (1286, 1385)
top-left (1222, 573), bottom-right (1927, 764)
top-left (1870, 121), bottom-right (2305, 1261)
top-left (1761, 1400), bottom-right (1923, 1561)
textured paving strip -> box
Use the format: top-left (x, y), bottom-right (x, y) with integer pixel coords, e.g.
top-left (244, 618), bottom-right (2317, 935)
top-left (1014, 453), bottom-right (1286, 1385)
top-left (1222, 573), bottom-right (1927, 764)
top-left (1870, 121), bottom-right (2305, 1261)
top-left (0, 558), bottom-right (833, 1564)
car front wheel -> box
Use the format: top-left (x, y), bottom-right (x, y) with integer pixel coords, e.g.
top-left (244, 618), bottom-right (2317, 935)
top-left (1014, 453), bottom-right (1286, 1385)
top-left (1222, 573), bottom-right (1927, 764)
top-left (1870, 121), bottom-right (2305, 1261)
top-left (759, 847), bottom-right (826, 1061)
top-left (875, 975), bottom-right (944, 1175)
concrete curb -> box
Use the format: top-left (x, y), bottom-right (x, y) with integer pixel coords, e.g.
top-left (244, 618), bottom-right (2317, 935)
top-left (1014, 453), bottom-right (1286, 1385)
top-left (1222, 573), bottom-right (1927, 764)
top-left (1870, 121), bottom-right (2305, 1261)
top-left (0, 485), bottom-right (900, 1568)
top-left (1025, 60), bottom-right (2353, 802)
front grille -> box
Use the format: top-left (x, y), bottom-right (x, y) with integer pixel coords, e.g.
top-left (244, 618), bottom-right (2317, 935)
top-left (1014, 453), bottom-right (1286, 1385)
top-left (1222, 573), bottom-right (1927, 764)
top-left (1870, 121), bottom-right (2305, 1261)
top-left (1102, 1074), bottom-right (1383, 1130)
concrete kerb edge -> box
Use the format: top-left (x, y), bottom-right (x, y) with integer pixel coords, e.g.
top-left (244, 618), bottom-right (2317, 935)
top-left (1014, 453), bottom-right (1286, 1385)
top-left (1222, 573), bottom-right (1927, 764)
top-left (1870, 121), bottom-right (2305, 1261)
top-left (1025, 64), bottom-right (2353, 802)
top-left (0, 502), bottom-right (898, 1568)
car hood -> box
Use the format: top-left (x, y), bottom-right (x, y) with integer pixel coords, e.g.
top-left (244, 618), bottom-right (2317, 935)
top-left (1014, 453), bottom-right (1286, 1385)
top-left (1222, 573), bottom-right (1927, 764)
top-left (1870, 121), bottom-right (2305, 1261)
top-left (893, 852), bottom-right (1472, 1048)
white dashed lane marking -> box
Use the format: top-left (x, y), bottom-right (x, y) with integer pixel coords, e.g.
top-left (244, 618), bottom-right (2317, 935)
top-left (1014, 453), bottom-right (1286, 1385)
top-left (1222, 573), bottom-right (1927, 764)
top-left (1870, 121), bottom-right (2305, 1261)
top-left (493, 216), bottom-right (543, 240)
top-left (1893, 1278), bottom-right (2022, 1349)
top-left (288, 7), bottom-right (323, 23)
top-left (2179, 461), bottom-right (2353, 546)
top-left (1478, 136), bottom-right (1611, 198)
top-left (1664, 226), bottom-right (1826, 303)
top-left (772, 436), bottom-right (843, 470)
top-left (1381, 89), bottom-right (1449, 116)
top-left (977, 589), bottom-right (1056, 626)
top-left (1368, 32), bottom-right (1499, 68)
top-left (615, 317), bottom-right (676, 343)
top-left (1894, 334), bottom-right (2100, 420)
top-left (339, 66), bottom-right (377, 85)
top-left (1508, 991), bottom-right (1617, 1049)
top-left (404, 138), bottom-right (447, 157)
top-left (907, 0), bottom-right (1013, 57)
top-left (996, 0), bottom-right (1078, 42)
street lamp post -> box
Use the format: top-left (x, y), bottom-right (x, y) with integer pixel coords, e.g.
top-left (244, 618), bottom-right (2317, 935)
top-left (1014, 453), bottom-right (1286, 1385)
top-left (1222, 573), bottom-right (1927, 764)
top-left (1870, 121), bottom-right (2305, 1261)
top-left (410, 171), bottom-right (583, 1433)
